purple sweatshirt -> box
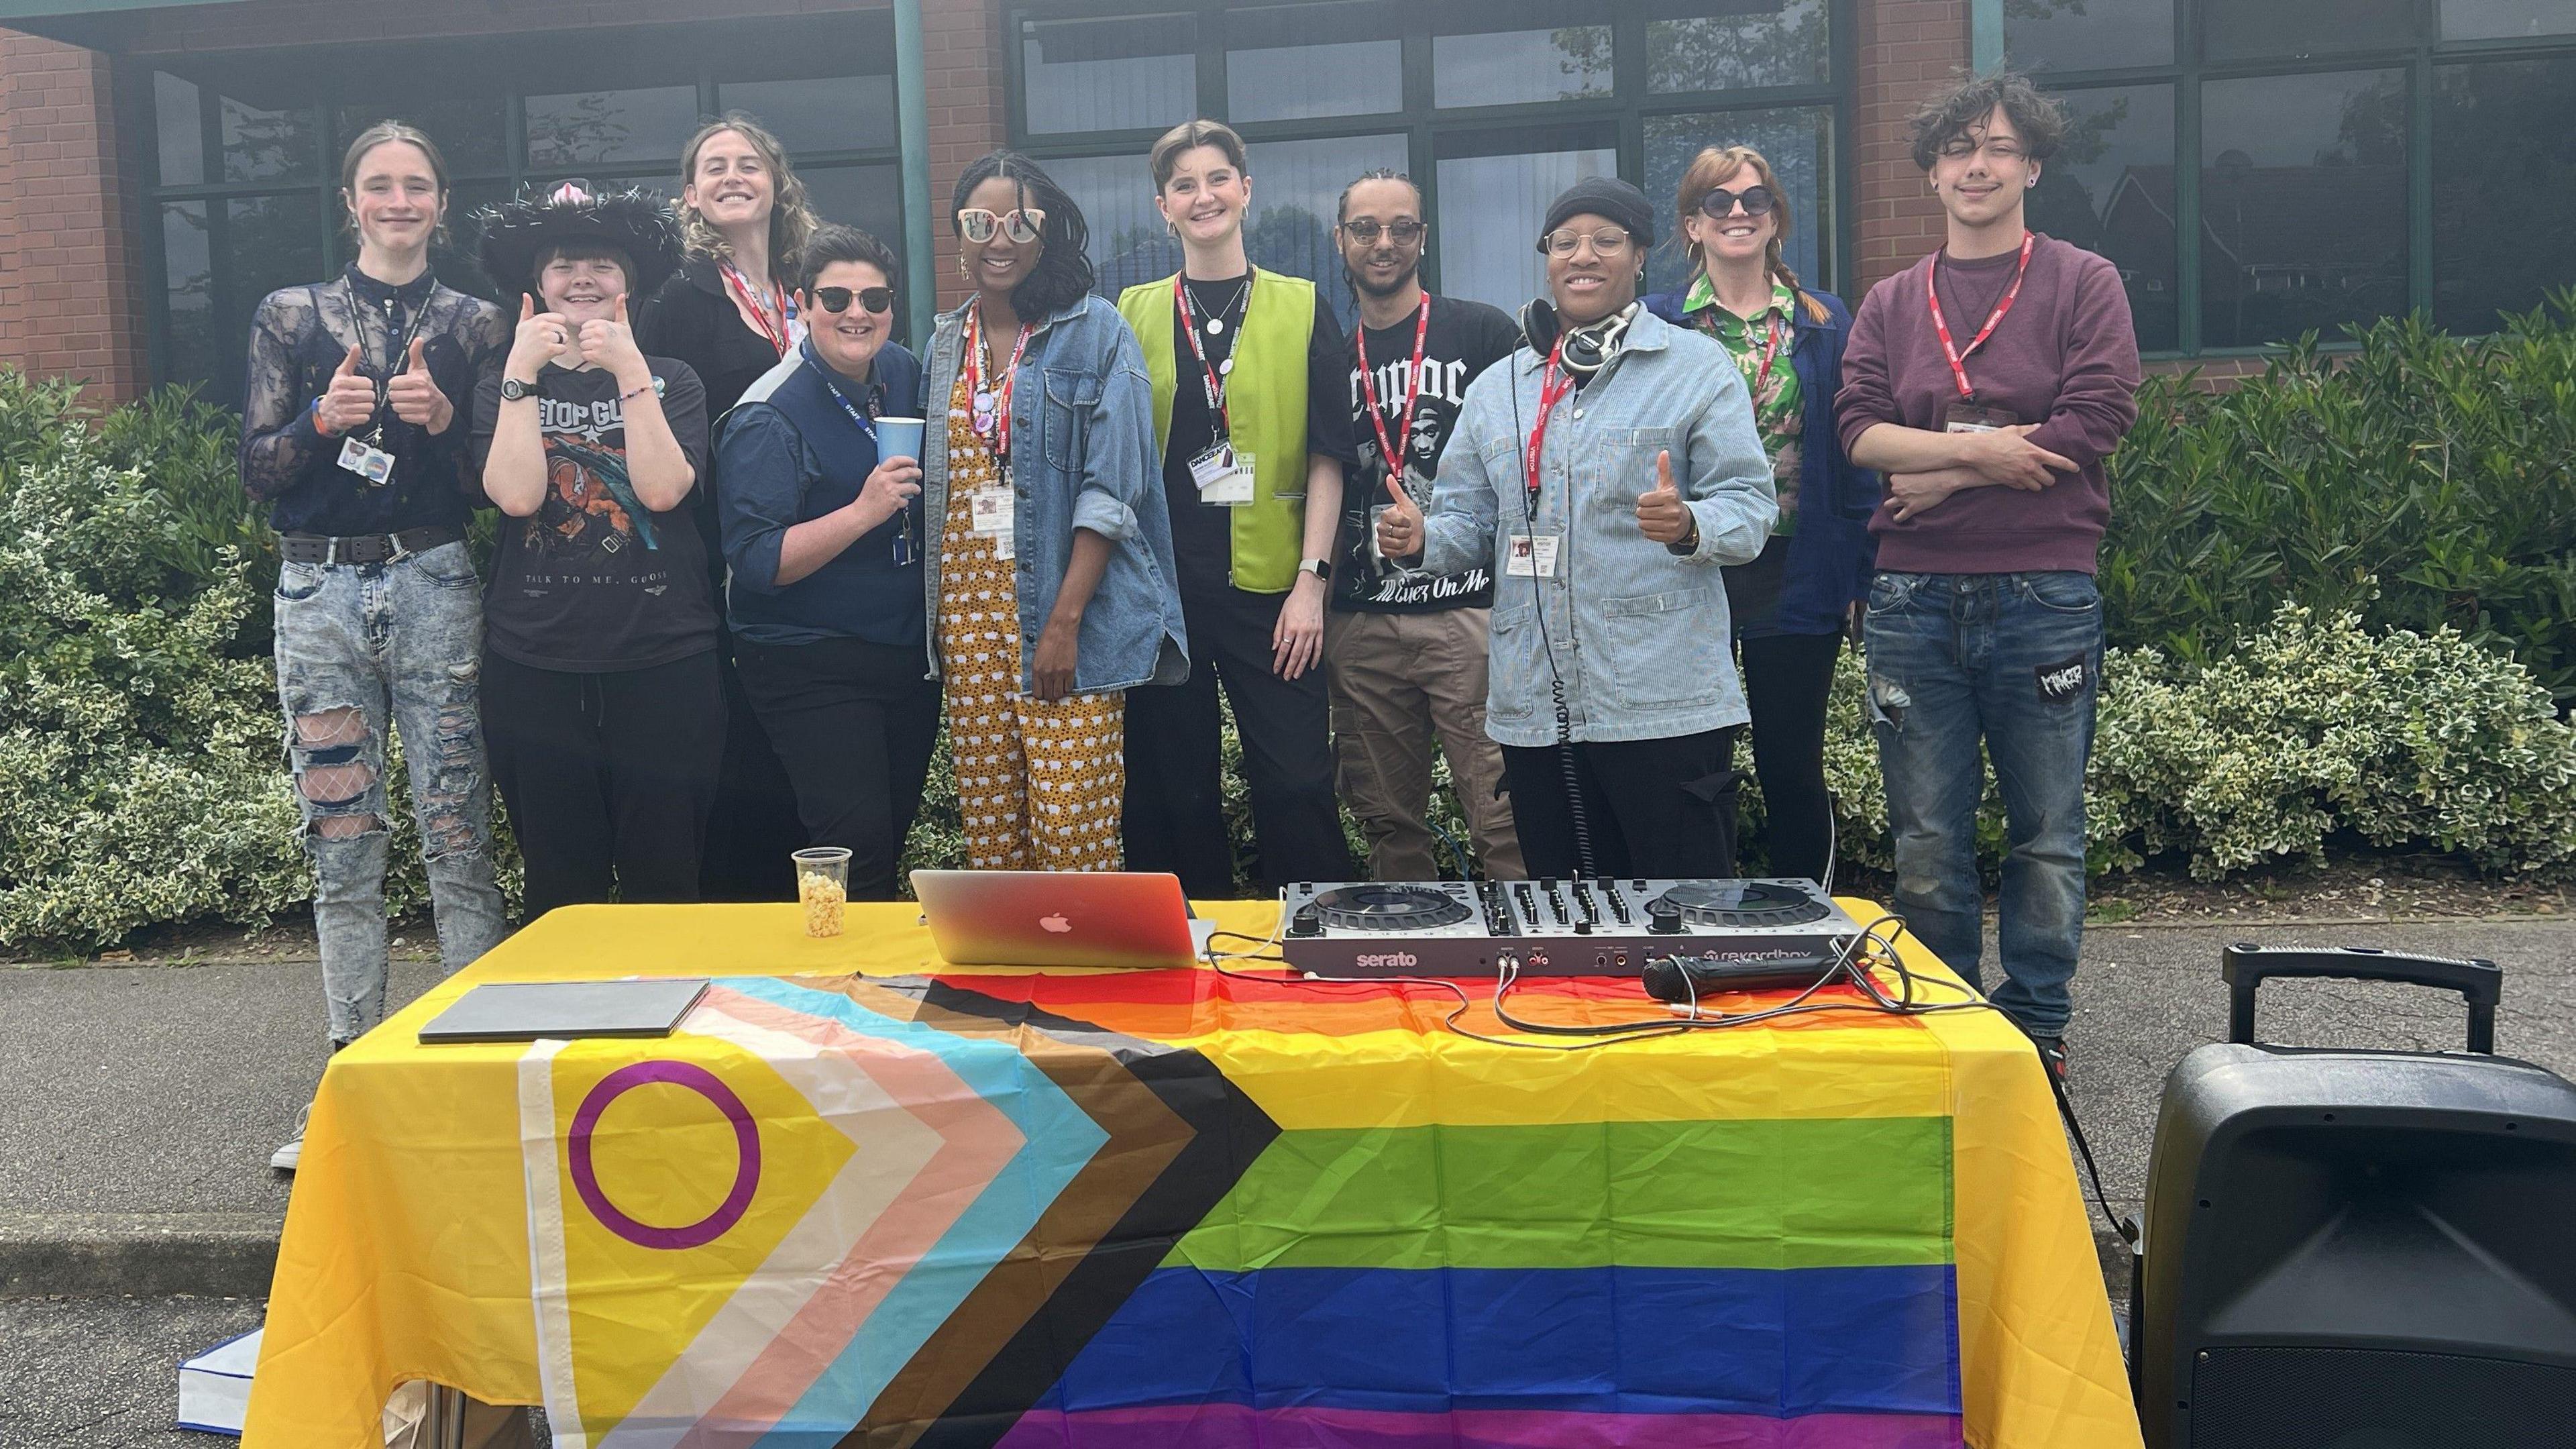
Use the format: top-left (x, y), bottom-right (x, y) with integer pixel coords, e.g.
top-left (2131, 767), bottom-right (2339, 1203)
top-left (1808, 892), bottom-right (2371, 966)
top-left (1835, 233), bottom-right (2141, 575)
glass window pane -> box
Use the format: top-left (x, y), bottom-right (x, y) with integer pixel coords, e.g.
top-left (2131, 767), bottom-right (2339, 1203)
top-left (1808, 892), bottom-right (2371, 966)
top-left (2030, 85), bottom-right (2179, 352)
top-left (433, 178), bottom-right (516, 305)
top-left (2432, 56), bottom-right (2576, 333)
top-left (216, 193), bottom-right (325, 403)
top-left (2006, 0), bottom-right (2175, 72)
top-left (1020, 13), bottom-right (1197, 136)
top-left (335, 97), bottom-right (511, 177)
top-left (2442, 0), bottom-right (2576, 39)
top-left (1243, 133), bottom-right (1409, 329)
top-left (155, 72), bottom-right (203, 186)
top-left (2200, 69), bottom-right (2408, 349)
top-left (799, 164), bottom-right (905, 255)
top-left (1434, 142), bottom-right (1617, 313)
top-left (1226, 4), bottom-right (1403, 123)
top-left (2202, 0), bottom-right (2414, 62)
top-left (1047, 153), bottom-right (1179, 298)
top-left (219, 93), bottom-right (317, 184)
top-left (718, 76), bottom-right (896, 156)
top-left (1648, 0), bottom-right (1833, 93)
top-left (1434, 5), bottom-right (1613, 109)
top-left (160, 201), bottom-right (214, 392)
top-left (525, 87), bottom-right (701, 170)
top-left (1644, 107), bottom-right (1834, 301)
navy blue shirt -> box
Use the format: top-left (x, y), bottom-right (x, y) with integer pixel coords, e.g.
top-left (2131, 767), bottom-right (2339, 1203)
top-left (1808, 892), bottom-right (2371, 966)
top-left (715, 339), bottom-right (926, 649)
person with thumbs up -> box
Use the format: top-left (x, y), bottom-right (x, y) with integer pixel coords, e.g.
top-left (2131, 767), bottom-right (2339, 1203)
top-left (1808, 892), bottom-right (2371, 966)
top-left (1379, 176), bottom-right (1775, 881)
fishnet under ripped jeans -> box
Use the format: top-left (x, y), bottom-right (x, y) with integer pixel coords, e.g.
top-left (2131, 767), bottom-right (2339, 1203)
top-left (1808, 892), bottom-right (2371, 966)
top-left (274, 541), bottom-right (506, 1044)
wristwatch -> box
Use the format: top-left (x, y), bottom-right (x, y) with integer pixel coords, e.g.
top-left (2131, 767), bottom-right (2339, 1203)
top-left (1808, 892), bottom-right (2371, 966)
top-left (1297, 557), bottom-right (1332, 582)
top-left (498, 376), bottom-right (537, 402)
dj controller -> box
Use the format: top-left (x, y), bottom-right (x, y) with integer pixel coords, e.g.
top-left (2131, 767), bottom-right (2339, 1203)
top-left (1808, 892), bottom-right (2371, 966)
top-left (1277, 878), bottom-right (1865, 979)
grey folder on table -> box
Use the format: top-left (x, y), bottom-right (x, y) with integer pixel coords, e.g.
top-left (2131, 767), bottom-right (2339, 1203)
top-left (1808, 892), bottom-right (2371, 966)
top-left (417, 979), bottom-right (711, 1044)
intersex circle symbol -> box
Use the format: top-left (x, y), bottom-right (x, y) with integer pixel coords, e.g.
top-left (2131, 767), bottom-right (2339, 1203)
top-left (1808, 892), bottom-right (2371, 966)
top-left (566, 1060), bottom-right (761, 1250)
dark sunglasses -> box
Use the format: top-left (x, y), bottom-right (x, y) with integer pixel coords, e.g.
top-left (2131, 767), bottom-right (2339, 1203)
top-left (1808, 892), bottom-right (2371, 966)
top-left (1695, 184), bottom-right (1777, 220)
top-left (1340, 218), bottom-right (1426, 246)
top-left (811, 285), bottom-right (895, 315)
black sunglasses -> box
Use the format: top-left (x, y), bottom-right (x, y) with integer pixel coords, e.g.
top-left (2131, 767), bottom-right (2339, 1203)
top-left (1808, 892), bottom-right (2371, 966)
top-left (1695, 184), bottom-right (1777, 220)
top-left (812, 285), bottom-right (895, 315)
top-left (1340, 218), bottom-right (1426, 246)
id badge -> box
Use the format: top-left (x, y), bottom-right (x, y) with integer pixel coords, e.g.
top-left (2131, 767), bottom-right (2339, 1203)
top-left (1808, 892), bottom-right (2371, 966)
top-left (1943, 400), bottom-right (2017, 434)
top-left (1191, 443), bottom-right (1256, 506)
top-left (971, 486), bottom-right (1015, 537)
top-left (338, 435), bottom-right (396, 486)
top-left (1505, 534), bottom-right (1561, 578)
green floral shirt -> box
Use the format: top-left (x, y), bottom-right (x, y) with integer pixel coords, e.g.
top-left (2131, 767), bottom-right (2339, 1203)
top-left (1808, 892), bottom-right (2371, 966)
top-left (1684, 273), bottom-right (1803, 534)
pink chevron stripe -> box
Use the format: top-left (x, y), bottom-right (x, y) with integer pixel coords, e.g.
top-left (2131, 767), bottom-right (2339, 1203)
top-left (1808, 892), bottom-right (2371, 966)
top-left (996, 1403), bottom-right (1965, 1448)
top-left (674, 987), bottom-right (1028, 1447)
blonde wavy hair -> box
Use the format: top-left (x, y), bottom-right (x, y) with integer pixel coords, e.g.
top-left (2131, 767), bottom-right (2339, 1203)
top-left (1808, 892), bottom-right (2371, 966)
top-left (675, 114), bottom-right (819, 280)
top-left (1672, 144), bottom-right (1827, 324)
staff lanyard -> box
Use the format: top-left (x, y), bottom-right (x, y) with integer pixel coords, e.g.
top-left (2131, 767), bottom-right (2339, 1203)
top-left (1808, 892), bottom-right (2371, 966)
top-left (1522, 337), bottom-right (1577, 504)
top-left (810, 356), bottom-right (914, 564)
top-left (1925, 231), bottom-right (2034, 402)
top-left (722, 261), bottom-right (795, 358)
top-left (1174, 272), bottom-right (1250, 438)
top-left (342, 275), bottom-right (431, 441)
top-left (963, 305), bottom-right (1035, 464)
top-left (1354, 292), bottom-right (1432, 496)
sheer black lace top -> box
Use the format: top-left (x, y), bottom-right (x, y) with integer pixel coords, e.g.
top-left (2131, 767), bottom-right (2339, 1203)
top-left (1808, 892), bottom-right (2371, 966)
top-left (239, 263), bottom-right (509, 539)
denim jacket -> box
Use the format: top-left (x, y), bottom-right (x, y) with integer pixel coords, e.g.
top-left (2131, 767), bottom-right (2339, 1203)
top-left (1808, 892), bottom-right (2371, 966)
top-left (922, 292), bottom-right (1188, 695)
top-left (1420, 305), bottom-right (1776, 747)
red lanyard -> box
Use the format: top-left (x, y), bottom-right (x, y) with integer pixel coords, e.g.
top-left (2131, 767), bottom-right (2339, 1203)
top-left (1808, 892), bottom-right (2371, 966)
top-left (963, 305), bottom-right (1035, 463)
top-left (722, 262), bottom-right (792, 358)
top-left (1173, 272), bottom-right (1247, 436)
top-left (1354, 293), bottom-right (1432, 498)
top-left (1697, 302), bottom-right (1785, 396)
top-left (1522, 338), bottom-right (1577, 503)
top-left (1925, 231), bottom-right (2034, 401)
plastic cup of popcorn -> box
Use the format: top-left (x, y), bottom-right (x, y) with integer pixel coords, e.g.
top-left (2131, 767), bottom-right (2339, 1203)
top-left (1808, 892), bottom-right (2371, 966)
top-left (793, 847), bottom-right (851, 938)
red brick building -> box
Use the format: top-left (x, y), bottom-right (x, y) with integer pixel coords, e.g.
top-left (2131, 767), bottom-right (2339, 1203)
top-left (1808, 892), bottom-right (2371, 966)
top-left (3, 0), bottom-right (2569, 404)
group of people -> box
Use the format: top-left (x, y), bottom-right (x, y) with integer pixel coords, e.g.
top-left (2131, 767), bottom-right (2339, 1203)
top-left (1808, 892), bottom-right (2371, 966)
top-left (244, 68), bottom-right (2138, 1168)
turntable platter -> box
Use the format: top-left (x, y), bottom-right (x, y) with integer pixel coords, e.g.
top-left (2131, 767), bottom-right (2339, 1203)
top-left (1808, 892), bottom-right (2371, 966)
top-left (1310, 884), bottom-right (1475, 932)
top-left (1653, 880), bottom-right (1833, 929)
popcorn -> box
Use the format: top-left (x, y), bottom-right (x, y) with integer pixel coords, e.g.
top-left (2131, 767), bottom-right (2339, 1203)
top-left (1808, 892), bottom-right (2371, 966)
top-left (799, 869), bottom-right (847, 938)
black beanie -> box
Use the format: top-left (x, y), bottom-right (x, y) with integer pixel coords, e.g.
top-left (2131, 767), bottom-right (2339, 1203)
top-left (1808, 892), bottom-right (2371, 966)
top-left (1541, 176), bottom-right (1656, 250)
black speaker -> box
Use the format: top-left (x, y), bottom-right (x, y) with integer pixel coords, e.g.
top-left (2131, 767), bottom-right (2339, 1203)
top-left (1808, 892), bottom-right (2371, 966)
top-left (2135, 945), bottom-right (2576, 1448)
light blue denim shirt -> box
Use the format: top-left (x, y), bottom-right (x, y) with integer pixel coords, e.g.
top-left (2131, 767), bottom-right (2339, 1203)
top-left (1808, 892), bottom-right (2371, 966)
top-left (922, 292), bottom-right (1188, 695)
top-left (1420, 305), bottom-right (1776, 747)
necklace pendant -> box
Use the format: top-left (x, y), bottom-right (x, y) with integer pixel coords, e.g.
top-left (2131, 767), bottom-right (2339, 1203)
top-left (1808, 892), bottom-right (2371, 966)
top-left (1205, 316), bottom-right (1226, 336)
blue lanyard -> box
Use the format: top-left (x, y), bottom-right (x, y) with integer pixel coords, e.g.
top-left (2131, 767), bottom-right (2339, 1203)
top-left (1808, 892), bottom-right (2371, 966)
top-left (809, 358), bottom-right (910, 565)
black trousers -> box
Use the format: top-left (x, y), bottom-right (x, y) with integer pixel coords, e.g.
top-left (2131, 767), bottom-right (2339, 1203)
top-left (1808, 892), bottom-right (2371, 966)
top-left (484, 649), bottom-right (726, 921)
top-left (698, 638), bottom-right (812, 903)
top-left (1727, 630), bottom-right (1844, 881)
top-left (1500, 728), bottom-right (1741, 880)
top-left (1124, 586), bottom-right (1354, 896)
top-left (735, 635), bottom-right (941, 902)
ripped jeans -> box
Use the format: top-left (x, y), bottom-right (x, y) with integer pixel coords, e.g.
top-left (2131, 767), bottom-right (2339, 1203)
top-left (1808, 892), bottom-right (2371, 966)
top-left (1862, 570), bottom-right (2102, 1040)
top-left (274, 542), bottom-right (508, 1044)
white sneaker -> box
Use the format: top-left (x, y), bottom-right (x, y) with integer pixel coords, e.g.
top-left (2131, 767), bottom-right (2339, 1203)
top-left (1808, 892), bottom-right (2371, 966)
top-left (270, 1104), bottom-right (310, 1173)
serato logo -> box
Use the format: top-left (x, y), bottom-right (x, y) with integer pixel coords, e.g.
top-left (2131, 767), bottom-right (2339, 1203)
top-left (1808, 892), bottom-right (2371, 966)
top-left (1039, 913), bottom-right (1073, 934)
top-left (1353, 951), bottom-right (1418, 969)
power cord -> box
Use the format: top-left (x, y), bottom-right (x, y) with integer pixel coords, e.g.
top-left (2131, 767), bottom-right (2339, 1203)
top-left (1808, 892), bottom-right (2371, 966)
top-left (1507, 320), bottom-right (1600, 879)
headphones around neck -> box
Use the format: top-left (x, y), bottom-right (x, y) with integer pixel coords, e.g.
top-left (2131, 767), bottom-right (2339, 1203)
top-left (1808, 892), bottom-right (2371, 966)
top-left (1519, 298), bottom-right (1642, 375)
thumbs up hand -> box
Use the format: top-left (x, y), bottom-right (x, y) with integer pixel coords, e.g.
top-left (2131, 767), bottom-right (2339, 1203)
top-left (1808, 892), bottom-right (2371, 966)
top-left (578, 292), bottom-right (649, 390)
top-left (384, 333), bottom-right (453, 433)
top-left (316, 343), bottom-right (378, 437)
top-left (1635, 449), bottom-right (1695, 546)
top-left (1375, 484), bottom-right (1424, 561)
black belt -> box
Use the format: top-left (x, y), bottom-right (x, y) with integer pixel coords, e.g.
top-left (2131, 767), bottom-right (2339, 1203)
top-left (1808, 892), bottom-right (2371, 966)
top-left (278, 525), bottom-right (463, 567)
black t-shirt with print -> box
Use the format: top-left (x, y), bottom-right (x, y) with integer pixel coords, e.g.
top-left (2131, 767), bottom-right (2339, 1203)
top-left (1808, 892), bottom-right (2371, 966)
top-left (469, 358), bottom-right (718, 672)
top-left (1160, 274), bottom-right (1361, 602)
top-left (1331, 292), bottom-right (1521, 612)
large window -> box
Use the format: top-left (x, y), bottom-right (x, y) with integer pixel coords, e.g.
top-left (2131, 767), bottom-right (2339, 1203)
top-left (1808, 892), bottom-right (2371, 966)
top-left (140, 14), bottom-right (906, 402)
top-left (2009, 0), bottom-right (2576, 354)
top-left (1008, 0), bottom-right (1851, 325)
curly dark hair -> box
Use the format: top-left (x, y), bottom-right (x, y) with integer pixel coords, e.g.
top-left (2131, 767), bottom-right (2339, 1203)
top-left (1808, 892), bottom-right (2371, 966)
top-left (1907, 70), bottom-right (2067, 171)
top-left (950, 150), bottom-right (1096, 320)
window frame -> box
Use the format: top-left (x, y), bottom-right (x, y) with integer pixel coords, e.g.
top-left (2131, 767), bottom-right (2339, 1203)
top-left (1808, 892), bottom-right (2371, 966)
top-left (2013, 0), bottom-right (2576, 357)
top-left (1002, 0), bottom-right (1857, 305)
top-left (127, 39), bottom-right (907, 396)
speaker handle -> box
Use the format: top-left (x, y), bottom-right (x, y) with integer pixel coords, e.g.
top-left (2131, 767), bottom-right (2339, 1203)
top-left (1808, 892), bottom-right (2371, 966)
top-left (2223, 943), bottom-right (2502, 1053)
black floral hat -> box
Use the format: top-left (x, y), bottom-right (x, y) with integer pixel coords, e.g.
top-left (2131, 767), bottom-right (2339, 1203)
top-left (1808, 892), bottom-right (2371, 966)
top-left (474, 180), bottom-right (682, 301)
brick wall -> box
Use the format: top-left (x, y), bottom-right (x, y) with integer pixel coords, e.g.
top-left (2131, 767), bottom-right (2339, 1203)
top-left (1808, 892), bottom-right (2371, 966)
top-left (0, 28), bottom-right (146, 402)
top-left (922, 0), bottom-right (1009, 315)
top-left (1848, 0), bottom-right (1969, 303)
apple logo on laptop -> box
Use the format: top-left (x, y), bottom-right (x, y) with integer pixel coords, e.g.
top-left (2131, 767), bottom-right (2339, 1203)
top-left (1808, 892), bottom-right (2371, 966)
top-left (1040, 912), bottom-right (1073, 934)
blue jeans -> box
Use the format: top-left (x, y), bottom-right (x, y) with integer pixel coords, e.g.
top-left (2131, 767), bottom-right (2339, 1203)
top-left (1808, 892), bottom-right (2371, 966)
top-left (273, 542), bottom-right (507, 1044)
top-left (1862, 571), bottom-right (2102, 1038)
